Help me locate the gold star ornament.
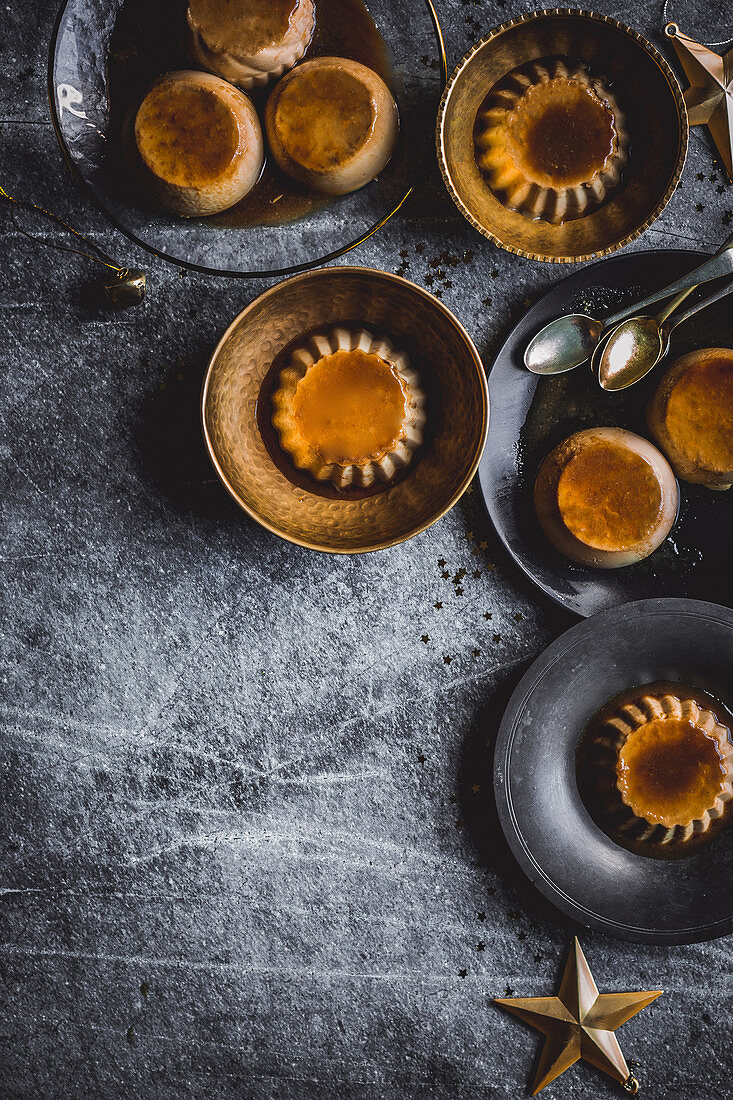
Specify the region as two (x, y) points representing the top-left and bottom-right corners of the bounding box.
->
(665, 23), (733, 180)
(495, 938), (662, 1095)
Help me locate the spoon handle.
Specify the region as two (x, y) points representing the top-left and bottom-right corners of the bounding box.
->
(604, 233), (733, 328)
(661, 276), (733, 337)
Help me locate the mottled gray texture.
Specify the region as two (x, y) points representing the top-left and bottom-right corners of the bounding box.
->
(1, 1), (732, 1098)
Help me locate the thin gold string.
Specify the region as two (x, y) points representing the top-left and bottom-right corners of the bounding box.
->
(0, 185), (128, 275)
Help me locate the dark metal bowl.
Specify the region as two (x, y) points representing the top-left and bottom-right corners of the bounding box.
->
(494, 597), (733, 943)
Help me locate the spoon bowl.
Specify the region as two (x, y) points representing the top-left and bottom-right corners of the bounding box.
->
(524, 313), (603, 375)
(598, 316), (665, 391)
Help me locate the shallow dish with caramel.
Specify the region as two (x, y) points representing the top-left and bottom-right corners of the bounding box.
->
(533, 427), (678, 568)
(271, 328), (425, 488)
(474, 57), (629, 225)
(577, 681), (733, 856)
(647, 347), (733, 490)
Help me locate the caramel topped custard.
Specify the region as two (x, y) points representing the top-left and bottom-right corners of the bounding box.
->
(577, 683), (733, 853)
(272, 329), (425, 488)
(648, 348), (733, 490)
(187, 0), (315, 89)
(131, 70), (264, 216)
(475, 58), (629, 224)
(265, 57), (398, 194)
(533, 428), (678, 568)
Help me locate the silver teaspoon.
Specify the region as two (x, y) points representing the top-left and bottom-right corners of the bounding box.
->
(598, 277), (733, 391)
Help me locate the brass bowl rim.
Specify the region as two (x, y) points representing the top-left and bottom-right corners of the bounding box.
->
(435, 7), (689, 264)
(201, 266), (490, 553)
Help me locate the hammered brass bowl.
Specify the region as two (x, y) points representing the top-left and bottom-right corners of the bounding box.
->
(436, 9), (688, 263)
(202, 267), (488, 552)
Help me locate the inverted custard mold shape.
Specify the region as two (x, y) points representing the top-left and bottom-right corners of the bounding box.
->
(474, 57), (630, 225)
(588, 691), (733, 846)
(271, 328), (426, 489)
(187, 0), (316, 90)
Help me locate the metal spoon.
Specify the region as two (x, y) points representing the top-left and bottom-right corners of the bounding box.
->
(523, 231), (733, 375)
(589, 284), (693, 378)
(598, 277), (733, 391)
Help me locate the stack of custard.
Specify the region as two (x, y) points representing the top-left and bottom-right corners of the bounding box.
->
(126, 0), (399, 215)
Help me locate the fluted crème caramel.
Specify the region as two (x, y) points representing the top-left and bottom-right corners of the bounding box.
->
(272, 329), (425, 488)
(265, 57), (398, 194)
(585, 687), (733, 847)
(475, 58), (629, 224)
(187, 0), (315, 89)
(648, 348), (733, 490)
(131, 70), (264, 216)
(533, 428), (678, 568)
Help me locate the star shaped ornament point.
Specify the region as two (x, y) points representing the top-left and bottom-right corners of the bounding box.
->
(495, 938), (662, 1094)
(666, 23), (733, 180)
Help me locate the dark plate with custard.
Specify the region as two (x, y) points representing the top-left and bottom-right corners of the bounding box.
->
(494, 597), (733, 943)
(49, 0), (445, 276)
(478, 247), (733, 618)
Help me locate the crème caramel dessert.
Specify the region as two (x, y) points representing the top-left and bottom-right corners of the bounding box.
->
(130, 70), (264, 216)
(580, 685), (733, 848)
(647, 348), (733, 490)
(265, 57), (398, 194)
(533, 427), (678, 568)
(475, 58), (629, 224)
(272, 328), (425, 488)
(187, 0), (315, 89)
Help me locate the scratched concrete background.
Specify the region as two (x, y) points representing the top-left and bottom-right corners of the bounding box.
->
(2, 0), (732, 1097)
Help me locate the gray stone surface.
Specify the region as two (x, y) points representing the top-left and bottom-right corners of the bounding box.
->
(1, 1), (732, 1097)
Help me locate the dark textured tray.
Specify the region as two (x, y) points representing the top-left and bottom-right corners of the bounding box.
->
(494, 597), (733, 944)
(478, 248), (733, 618)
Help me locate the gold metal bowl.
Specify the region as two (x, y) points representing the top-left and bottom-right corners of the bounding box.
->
(436, 9), (688, 263)
(201, 267), (488, 552)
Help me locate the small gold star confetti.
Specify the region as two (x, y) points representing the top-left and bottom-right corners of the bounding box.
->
(477, 942), (486, 952)
(477, 912), (486, 921)
(421, 634), (430, 643)
(466, 531), (475, 541)
(496, 939), (661, 1095)
(459, 969), (468, 978)
(473, 570), (482, 579)
(514, 612), (524, 622)
(434, 601), (443, 609)
(456, 587), (464, 596)
(471, 547), (481, 556)
(479, 540), (488, 550)
(437, 558), (446, 567)
(443, 655), (452, 665)
(472, 648), (481, 658)
(493, 633), (501, 643)
(472, 784), (480, 793)
(483, 612), (492, 620)
(417, 754), (426, 764)
(442, 570), (450, 580)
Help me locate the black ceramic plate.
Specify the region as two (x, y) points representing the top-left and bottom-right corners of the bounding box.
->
(48, 0), (445, 277)
(479, 249), (733, 618)
(494, 598), (733, 944)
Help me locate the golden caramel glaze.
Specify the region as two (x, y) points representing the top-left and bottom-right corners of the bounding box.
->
(187, 0), (315, 88)
(510, 78), (616, 187)
(533, 428), (678, 568)
(265, 57), (398, 194)
(474, 58), (629, 224)
(272, 68), (374, 171)
(577, 682), (733, 854)
(135, 82), (240, 187)
(556, 442), (662, 552)
(618, 717), (728, 828)
(130, 71), (264, 216)
(648, 349), (733, 489)
(291, 349), (408, 464)
(188, 0), (298, 54)
(271, 327), (426, 489)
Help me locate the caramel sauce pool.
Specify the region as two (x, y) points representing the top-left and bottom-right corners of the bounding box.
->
(108, 0), (393, 227)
